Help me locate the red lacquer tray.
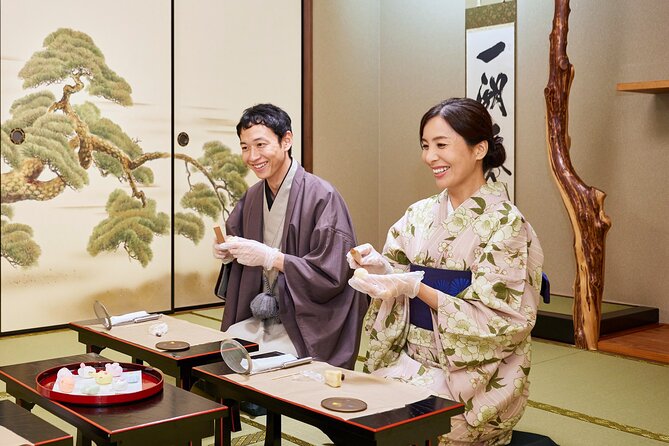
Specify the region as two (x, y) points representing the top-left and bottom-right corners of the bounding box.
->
(36, 361), (163, 406)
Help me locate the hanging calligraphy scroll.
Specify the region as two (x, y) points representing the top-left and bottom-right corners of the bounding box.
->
(466, 1), (516, 200)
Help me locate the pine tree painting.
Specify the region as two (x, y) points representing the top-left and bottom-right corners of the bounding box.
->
(0, 28), (248, 268)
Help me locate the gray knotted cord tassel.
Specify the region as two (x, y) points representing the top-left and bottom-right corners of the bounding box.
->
(250, 273), (280, 326)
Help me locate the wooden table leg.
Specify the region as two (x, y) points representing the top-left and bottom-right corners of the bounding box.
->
(223, 399), (241, 432)
(178, 367), (193, 390)
(76, 429), (92, 446)
(215, 414), (231, 446)
(264, 411), (281, 446)
(86, 345), (104, 354)
(15, 398), (35, 411)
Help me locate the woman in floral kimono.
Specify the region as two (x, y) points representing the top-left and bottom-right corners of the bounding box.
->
(348, 98), (544, 446)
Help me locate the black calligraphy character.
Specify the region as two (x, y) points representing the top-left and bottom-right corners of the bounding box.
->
(475, 41), (508, 117)
(477, 72), (508, 117)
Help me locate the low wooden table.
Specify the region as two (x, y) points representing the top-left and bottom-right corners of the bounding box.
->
(69, 316), (258, 389)
(193, 359), (465, 446)
(0, 399), (73, 446)
(0, 353), (227, 446)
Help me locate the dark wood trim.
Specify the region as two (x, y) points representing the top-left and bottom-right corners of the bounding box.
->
(598, 324), (669, 364)
(533, 305), (659, 345)
(170, 0), (176, 312)
(302, 0), (314, 173)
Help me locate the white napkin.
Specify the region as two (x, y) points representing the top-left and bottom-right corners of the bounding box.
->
(241, 354), (298, 374)
(110, 311), (149, 326)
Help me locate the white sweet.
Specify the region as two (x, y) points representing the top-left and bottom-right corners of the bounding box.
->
(77, 363), (96, 378)
(353, 268), (369, 279)
(56, 367), (73, 380)
(149, 322), (169, 337)
(126, 373), (140, 383)
(324, 369), (344, 388)
(112, 377), (128, 392)
(83, 383), (100, 395)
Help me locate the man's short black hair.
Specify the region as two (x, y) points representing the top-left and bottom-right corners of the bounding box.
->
(236, 103), (293, 157)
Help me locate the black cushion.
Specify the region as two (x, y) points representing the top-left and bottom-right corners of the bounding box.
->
(508, 430), (559, 446)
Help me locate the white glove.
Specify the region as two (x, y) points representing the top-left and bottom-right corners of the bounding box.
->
(346, 243), (393, 275)
(348, 269), (424, 300)
(220, 237), (280, 270)
(212, 237), (234, 264)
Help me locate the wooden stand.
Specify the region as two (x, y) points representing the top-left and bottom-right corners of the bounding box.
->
(544, 0), (611, 350)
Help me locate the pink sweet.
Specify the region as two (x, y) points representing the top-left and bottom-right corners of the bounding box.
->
(59, 375), (75, 393)
(105, 362), (123, 377)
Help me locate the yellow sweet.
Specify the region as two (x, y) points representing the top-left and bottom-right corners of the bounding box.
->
(94, 370), (112, 385)
(324, 369), (344, 388)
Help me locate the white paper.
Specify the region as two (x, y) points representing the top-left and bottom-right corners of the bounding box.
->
(241, 353), (297, 374)
(110, 311), (149, 326)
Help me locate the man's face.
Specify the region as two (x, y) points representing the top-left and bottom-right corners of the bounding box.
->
(239, 125), (292, 184)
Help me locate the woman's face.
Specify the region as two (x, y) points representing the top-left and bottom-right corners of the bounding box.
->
(420, 116), (485, 193)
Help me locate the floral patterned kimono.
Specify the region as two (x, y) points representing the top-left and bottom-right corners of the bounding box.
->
(364, 182), (543, 446)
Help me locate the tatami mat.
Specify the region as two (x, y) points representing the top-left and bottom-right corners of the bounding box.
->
(529, 345), (669, 435)
(516, 406), (666, 446)
(539, 295), (632, 315)
(1, 310), (668, 445)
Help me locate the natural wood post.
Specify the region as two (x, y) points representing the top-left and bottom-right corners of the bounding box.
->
(544, 0), (612, 349)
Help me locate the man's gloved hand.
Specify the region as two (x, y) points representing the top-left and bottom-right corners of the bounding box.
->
(348, 269), (424, 300)
(220, 237), (280, 270)
(346, 243), (393, 275)
(212, 237), (235, 264)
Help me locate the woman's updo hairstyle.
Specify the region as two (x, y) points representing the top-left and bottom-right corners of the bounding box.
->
(419, 97), (506, 173)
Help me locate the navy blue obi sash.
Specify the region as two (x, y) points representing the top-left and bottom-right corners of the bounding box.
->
(409, 264), (471, 331)
(408, 264), (551, 331)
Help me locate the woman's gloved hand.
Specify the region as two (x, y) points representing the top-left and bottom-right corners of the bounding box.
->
(346, 243), (393, 275)
(349, 269), (424, 300)
(220, 237), (280, 270)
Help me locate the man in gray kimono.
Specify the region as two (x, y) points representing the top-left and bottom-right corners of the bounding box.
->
(214, 103), (366, 369)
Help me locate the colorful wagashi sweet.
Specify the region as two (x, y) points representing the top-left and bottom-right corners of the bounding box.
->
(105, 362), (123, 377)
(58, 375), (76, 393)
(353, 267), (369, 279)
(126, 373), (140, 383)
(94, 370), (112, 385)
(56, 367), (72, 380)
(111, 377), (128, 392)
(83, 383), (100, 395)
(324, 369), (345, 388)
(78, 363), (96, 378)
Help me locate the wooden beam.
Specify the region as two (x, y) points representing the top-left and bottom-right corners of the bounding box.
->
(302, 0), (313, 173)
